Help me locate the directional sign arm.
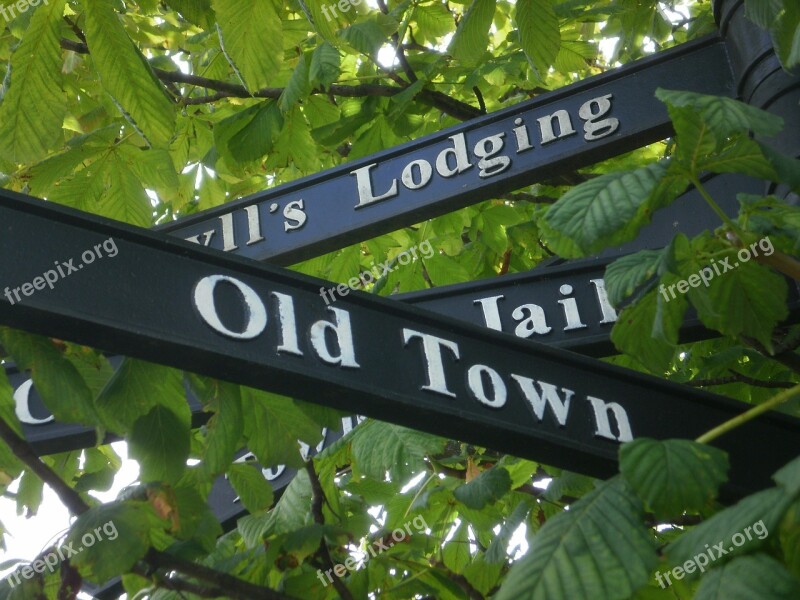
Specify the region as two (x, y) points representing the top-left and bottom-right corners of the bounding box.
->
(158, 36), (734, 265)
(1, 190), (797, 498)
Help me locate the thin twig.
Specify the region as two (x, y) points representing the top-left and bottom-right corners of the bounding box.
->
(685, 370), (796, 389)
(473, 86), (486, 114)
(305, 460), (354, 600)
(376, 0), (418, 83)
(0, 417), (89, 515)
(743, 335), (800, 376)
(696, 383), (800, 444)
(146, 550), (296, 600)
(60, 37), (480, 121)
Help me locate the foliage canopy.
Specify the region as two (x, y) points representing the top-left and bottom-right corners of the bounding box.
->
(0, 0), (799, 599)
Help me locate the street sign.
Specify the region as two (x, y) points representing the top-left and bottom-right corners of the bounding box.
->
(1, 190), (797, 499)
(162, 36), (734, 266)
(8, 172), (793, 456)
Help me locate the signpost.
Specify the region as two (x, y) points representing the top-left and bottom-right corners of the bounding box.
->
(1, 191), (798, 500)
(10, 170), (792, 456)
(162, 36), (734, 265)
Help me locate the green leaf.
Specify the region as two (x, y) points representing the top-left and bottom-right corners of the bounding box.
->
(516, 0), (561, 76)
(339, 14), (398, 55)
(668, 104), (719, 171)
(239, 469), (313, 543)
(229, 101), (284, 164)
(665, 486), (794, 573)
(774, 455), (800, 496)
(699, 137), (779, 180)
(65, 502), (152, 582)
(696, 259), (788, 349)
(780, 500), (800, 580)
(15, 470), (43, 516)
(309, 41), (341, 88)
(102, 155), (154, 226)
(227, 463), (274, 513)
(0, 330), (97, 425)
(604, 248), (666, 308)
(83, 0), (176, 146)
(0, 0), (67, 164)
(129, 405), (190, 484)
(214, 102), (282, 168)
(655, 88), (784, 139)
(423, 253), (471, 286)
(95, 359), (186, 433)
(454, 467), (512, 509)
(486, 500), (533, 563)
(116, 146), (179, 196)
(448, 0), (496, 65)
(620, 439), (729, 519)
(294, 399), (348, 431)
(744, 0), (784, 29)
(759, 142), (800, 191)
(350, 420), (447, 480)
(695, 554), (800, 599)
(0, 369), (22, 439)
(242, 389), (323, 468)
(610, 283), (687, 373)
(773, 1), (800, 69)
(266, 107), (317, 172)
(166, 0), (216, 29)
(463, 554), (504, 595)
(443, 522), (472, 573)
(543, 162), (669, 257)
(278, 52), (312, 113)
(415, 1), (453, 40)
(196, 380), (244, 476)
(171, 484), (222, 550)
(213, 0), (283, 91)
(495, 478), (657, 600)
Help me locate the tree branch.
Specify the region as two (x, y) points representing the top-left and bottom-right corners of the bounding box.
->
(60, 37), (480, 121)
(305, 460), (354, 600)
(0, 416), (89, 515)
(376, 0), (418, 83)
(743, 335), (800, 376)
(145, 550), (297, 600)
(686, 369), (796, 389)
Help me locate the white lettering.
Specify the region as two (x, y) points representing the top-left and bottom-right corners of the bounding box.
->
(467, 364), (506, 408)
(511, 375), (573, 426)
(14, 380), (54, 425)
(310, 308), (360, 368)
(403, 329), (460, 398)
(193, 275), (267, 340)
(587, 396), (633, 441)
(351, 163), (399, 208)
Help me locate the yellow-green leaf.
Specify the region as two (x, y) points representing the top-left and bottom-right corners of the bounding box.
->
(213, 0), (283, 91)
(83, 0), (176, 147)
(0, 0), (67, 164)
